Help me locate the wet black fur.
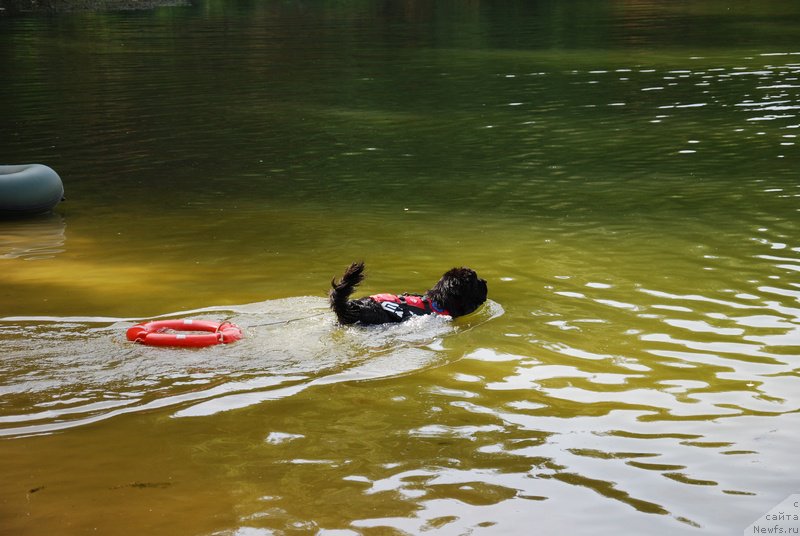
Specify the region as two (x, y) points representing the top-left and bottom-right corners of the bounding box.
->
(329, 261), (488, 325)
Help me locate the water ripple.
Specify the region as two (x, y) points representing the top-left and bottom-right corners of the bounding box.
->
(0, 299), (503, 437)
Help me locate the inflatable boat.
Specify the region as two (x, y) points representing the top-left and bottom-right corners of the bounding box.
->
(0, 164), (64, 216)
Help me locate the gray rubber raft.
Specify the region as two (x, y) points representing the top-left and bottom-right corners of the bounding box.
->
(0, 164), (64, 216)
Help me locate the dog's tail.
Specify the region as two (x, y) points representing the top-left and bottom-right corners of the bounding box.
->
(329, 261), (365, 324)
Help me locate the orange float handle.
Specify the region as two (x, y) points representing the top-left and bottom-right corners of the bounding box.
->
(126, 319), (243, 347)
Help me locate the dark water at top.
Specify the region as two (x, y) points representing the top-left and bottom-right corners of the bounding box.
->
(1, 2), (799, 535)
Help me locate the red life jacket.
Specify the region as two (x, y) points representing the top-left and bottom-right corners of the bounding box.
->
(370, 293), (450, 320)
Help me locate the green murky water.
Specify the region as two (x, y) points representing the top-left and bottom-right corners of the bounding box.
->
(1, 1), (799, 534)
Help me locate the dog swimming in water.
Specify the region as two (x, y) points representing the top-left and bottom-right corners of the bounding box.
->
(329, 261), (488, 325)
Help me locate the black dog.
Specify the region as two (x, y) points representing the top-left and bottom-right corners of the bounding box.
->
(329, 261), (488, 325)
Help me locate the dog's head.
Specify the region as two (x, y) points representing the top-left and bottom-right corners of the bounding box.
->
(427, 267), (488, 318)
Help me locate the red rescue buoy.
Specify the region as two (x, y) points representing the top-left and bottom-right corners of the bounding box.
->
(126, 319), (243, 348)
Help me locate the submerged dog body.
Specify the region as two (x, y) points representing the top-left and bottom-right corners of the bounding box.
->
(329, 261), (488, 325)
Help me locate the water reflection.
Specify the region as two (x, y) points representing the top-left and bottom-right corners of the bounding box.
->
(0, 214), (66, 260)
